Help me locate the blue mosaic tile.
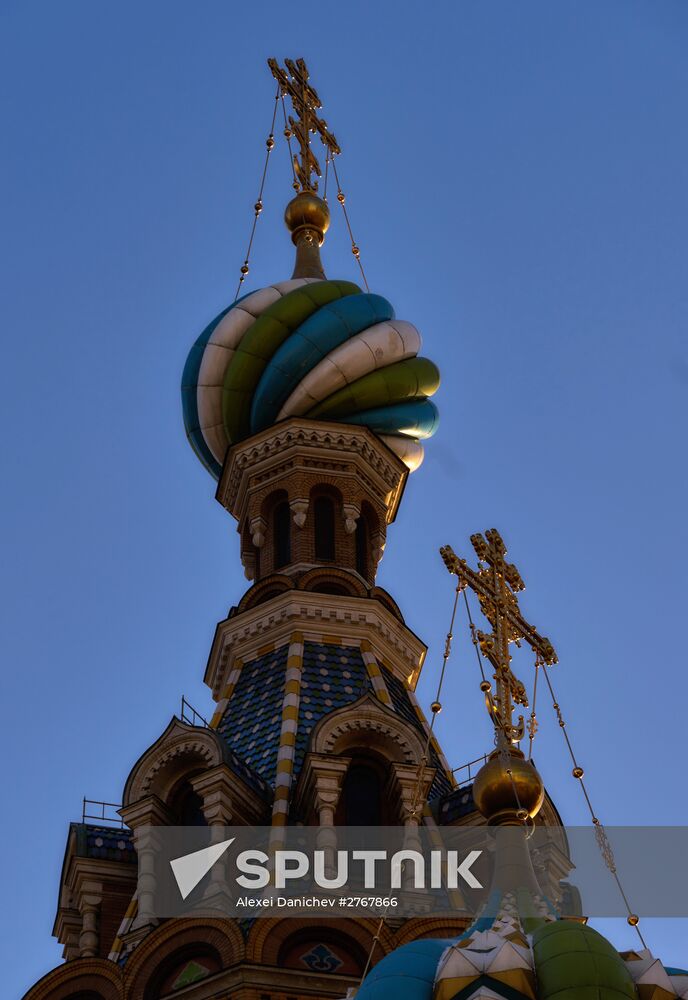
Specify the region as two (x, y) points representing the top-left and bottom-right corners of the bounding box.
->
(216, 645), (287, 787)
(75, 823), (136, 863)
(436, 783), (476, 824)
(380, 666), (454, 799)
(294, 642), (372, 779)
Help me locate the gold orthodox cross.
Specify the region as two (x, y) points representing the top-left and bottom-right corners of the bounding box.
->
(440, 529), (557, 746)
(268, 57), (341, 193)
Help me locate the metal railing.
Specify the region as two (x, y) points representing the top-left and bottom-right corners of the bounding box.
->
(82, 798), (125, 827)
(451, 753), (489, 787)
(180, 695), (210, 729)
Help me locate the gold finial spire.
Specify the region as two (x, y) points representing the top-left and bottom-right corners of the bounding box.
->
(441, 530), (557, 748)
(268, 57), (341, 193)
(441, 530), (557, 826)
(268, 57), (340, 279)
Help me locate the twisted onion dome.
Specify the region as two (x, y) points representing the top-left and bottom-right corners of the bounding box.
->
(182, 277), (440, 479)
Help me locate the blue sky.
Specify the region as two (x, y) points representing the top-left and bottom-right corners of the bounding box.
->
(2, 1), (688, 995)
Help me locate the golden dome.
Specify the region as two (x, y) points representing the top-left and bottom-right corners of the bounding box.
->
(472, 749), (544, 824)
(284, 191), (331, 245)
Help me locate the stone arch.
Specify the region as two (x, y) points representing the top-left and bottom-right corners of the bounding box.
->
(245, 915), (394, 966)
(124, 918), (244, 1000)
(393, 916), (472, 947)
(122, 718), (226, 809)
(22, 958), (123, 1000)
(297, 566), (367, 597)
(237, 573), (295, 611)
(310, 693), (426, 764)
(260, 487), (291, 573)
(355, 499), (381, 581)
(370, 585), (405, 622)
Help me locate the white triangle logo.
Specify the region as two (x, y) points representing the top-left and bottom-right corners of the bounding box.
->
(170, 837), (235, 900)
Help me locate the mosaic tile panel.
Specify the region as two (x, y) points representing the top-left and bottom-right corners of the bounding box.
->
(216, 645), (288, 787)
(381, 665), (454, 798)
(78, 823), (136, 863)
(294, 642), (372, 780)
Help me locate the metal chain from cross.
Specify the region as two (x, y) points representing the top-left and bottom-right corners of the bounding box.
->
(440, 529), (557, 747)
(268, 57), (341, 193)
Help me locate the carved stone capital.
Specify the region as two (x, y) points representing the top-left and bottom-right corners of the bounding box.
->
(249, 515), (267, 548)
(292, 753), (351, 822)
(289, 497), (309, 528)
(388, 762), (436, 823)
(190, 764), (236, 825)
(118, 794), (173, 830)
(342, 503), (360, 534)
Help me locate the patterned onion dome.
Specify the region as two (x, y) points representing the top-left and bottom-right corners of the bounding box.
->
(357, 890), (688, 1000)
(181, 277), (440, 478)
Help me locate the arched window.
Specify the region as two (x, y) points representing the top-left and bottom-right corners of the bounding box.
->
(169, 781), (207, 827)
(355, 515), (368, 578)
(342, 762), (383, 826)
(273, 500), (291, 569)
(144, 945), (222, 998)
(278, 930), (365, 976)
(314, 496), (335, 561)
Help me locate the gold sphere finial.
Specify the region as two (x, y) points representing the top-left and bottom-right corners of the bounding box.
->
(284, 191), (331, 246)
(472, 748), (545, 825)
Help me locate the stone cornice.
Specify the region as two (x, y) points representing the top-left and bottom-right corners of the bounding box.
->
(216, 417), (408, 525)
(204, 590), (427, 699)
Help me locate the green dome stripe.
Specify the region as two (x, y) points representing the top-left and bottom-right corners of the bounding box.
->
(222, 280), (360, 443)
(532, 921), (636, 1000)
(306, 357), (440, 421)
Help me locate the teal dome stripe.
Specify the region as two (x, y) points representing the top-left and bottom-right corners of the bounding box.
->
(181, 302), (235, 478)
(340, 398), (439, 439)
(356, 938), (452, 1000)
(249, 292), (393, 433)
(222, 280), (360, 444)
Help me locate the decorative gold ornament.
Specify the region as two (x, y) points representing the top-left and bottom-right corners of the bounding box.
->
(284, 190), (331, 246)
(440, 529), (557, 747)
(472, 748), (545, 823)
(268, 57), (340, 194)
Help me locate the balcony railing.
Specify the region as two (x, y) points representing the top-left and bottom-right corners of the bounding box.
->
(451, 753), (489, 787)
(81, 798), (125, 827)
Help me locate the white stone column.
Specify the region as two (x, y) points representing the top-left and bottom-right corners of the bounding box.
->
(119, 795), (171, 930)
(78, 890), (101, 958)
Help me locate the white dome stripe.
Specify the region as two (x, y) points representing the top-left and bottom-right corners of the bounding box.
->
(379, 434), (425, 471)
(276, 319), (421, 420)
(195, 279), (321, 459)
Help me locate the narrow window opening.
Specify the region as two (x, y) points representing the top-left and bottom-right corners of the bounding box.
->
(355, 516), (368, 578)
(314, 496), (335, 561)
(273, 501), (291, 569)
(343, 763), (383, 826)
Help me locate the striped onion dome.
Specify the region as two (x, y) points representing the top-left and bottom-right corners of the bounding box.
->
(181, 277), (440, 478)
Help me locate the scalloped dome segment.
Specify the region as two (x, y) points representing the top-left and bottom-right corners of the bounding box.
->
(182, 279), (440, 478)
(532, 921), (637, 1000)
(357, 938), (452, 1000)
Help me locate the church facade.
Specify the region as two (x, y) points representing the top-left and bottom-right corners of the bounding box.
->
(24, 58), (687, 1000)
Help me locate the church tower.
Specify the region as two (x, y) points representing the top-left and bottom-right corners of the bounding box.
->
(28, 58), (684, 1000)
(26, 57), (472, 1000)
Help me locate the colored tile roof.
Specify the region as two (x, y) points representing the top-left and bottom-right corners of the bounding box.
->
(436, 783), (476, 824)
(74, 823), (136, 863)
(216, 645), (288, 787)
(380, 666), (453, 799)
(294, 642), (373, 780)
